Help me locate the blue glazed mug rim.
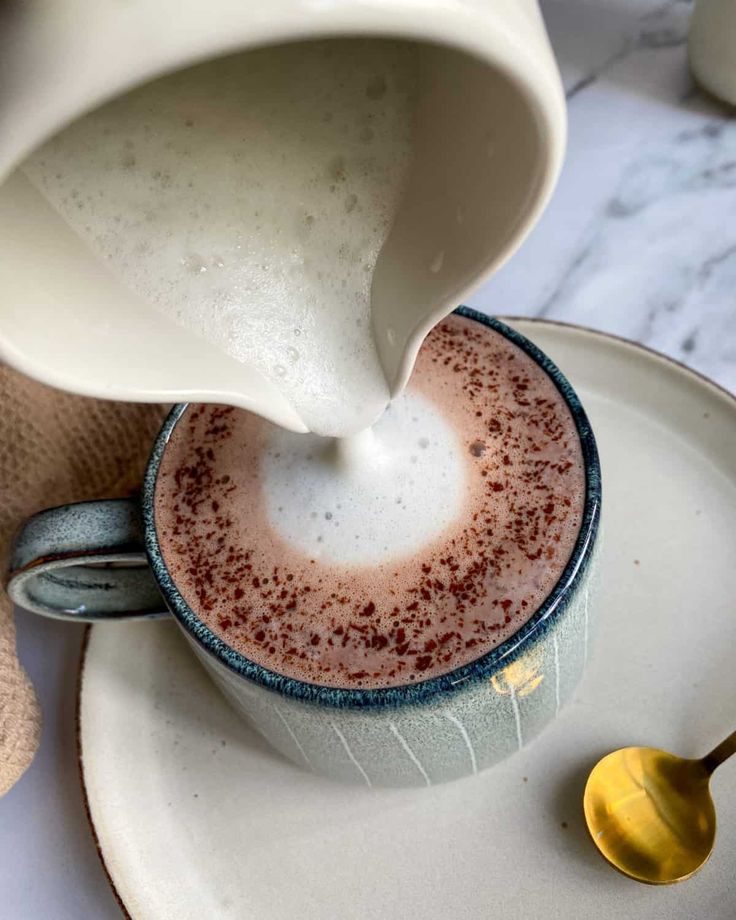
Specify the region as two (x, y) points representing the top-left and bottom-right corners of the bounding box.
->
(142, 308), (601, 710)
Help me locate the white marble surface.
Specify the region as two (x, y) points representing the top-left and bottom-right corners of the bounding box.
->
(2, 2), (735, 917)
(469, 0), (736, 394)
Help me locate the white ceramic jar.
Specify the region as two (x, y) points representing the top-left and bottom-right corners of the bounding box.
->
(689, 0), (736, 105)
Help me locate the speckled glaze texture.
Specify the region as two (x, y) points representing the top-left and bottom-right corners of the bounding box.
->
(143, 310), (602, 786)
(189, 553), (598, 786)
(8, 310), (600, 785)
(7, 499), (167, 621)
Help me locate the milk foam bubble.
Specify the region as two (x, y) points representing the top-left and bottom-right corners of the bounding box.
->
(263, 390), (464, 566)
(22, 40), (419, 436)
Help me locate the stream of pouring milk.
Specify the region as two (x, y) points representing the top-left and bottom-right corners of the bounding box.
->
(24, 39), (466, 561)
(23, 40), (419, 437)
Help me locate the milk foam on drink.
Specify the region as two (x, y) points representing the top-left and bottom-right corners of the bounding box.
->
(23, 40), (419, 437)
(263, 388), (464, 566)
(155, 317), (587, 689)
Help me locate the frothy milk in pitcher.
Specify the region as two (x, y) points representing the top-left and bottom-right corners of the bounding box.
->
(23, 40), (419, 437)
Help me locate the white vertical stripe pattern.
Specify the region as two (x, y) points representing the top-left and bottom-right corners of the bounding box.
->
(389, 722), (431, 786)
(275, 708), (312, 768)
(331, 722), (372, 787)
(444, 712), (478, 775)
(552, 634), (561, 716)
(509, 685), (523, 750)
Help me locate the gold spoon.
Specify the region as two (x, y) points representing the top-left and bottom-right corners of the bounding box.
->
(583, 730), (736, 884)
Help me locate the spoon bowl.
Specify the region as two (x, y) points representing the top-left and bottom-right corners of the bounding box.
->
(584, 747), (716, 884)
(584, 730), (736, 885)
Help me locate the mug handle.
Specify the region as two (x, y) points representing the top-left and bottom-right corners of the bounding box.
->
(6, 498), (169, 621)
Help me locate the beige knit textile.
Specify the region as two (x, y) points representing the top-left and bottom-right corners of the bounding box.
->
(0, 364), (166, 795)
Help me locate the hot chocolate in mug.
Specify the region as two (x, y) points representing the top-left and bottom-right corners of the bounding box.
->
(8, 311), (601, 787)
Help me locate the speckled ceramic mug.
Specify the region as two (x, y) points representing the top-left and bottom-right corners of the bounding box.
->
(7, 312), (601, 787)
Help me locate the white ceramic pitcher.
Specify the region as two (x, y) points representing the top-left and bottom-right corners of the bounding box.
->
(0, 0), (566, 431)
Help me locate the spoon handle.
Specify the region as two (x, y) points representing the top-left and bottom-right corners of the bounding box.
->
(702, 730), (736, 773)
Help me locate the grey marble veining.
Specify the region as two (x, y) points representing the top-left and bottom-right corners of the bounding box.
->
(469, 0), (736, 393)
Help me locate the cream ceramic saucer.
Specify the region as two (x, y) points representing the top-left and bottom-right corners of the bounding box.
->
(78, 320), (736, 920)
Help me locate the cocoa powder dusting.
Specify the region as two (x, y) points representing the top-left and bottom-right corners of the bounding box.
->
(155, 316), (585, 689)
